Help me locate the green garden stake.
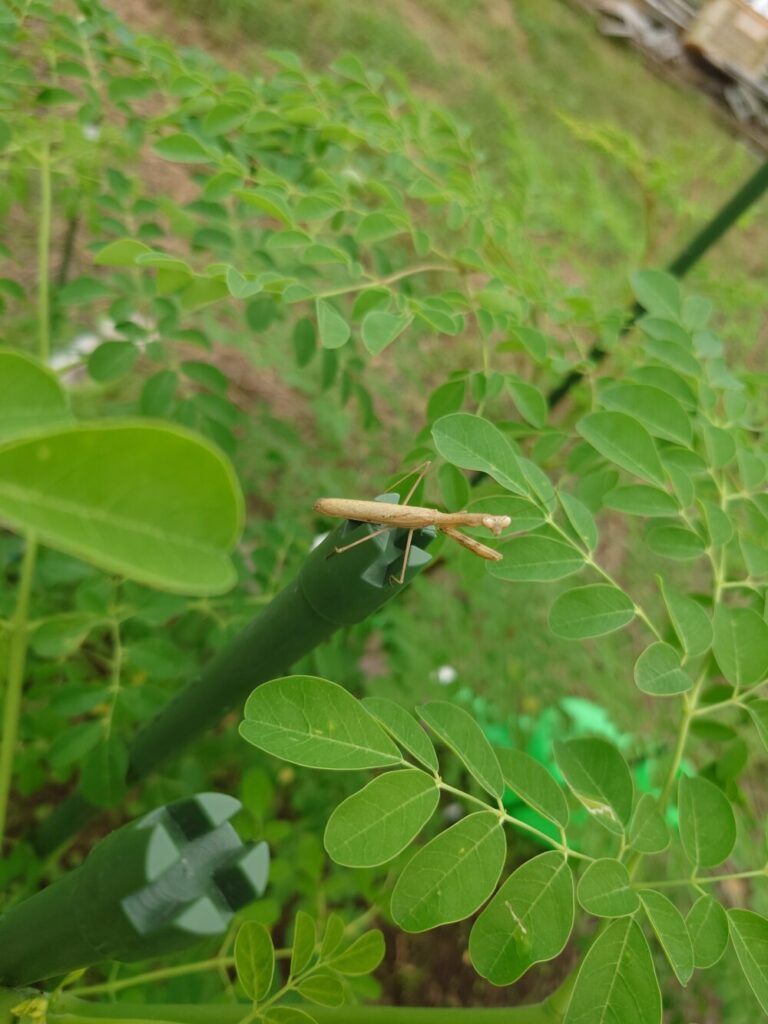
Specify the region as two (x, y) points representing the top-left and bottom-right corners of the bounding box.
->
(0, 793), (269, 986)
(34, 499), (435, 855)
(547, 159), (768, 408)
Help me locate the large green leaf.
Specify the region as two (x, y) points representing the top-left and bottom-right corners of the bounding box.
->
(324, 769), (439, 867)
(490, 533), (584, 582)
(577, 411), (665, 486)
(0, 349), (72, 442)
(565, 918), (661, 1024)
(497, 748), (569, 828)
(640, 889), (694, 985)
(469, 852), (574, 985)
(419, 701), (504, 800)
(431, 413), (528, 496)
(0, 422), (242, 594)
(361, 697), (439, 772)
(554, 738), (633, 835)
(240, 676), (401, 770)
(712, 605), (768, 688)
(577, 858), (638, 917)
(678, 775), (736, 868)
(687, 895), (728, 969)
(549, 584), (635, 640)
(390, 811), (506, 932)
(728, 909), (768, 1013)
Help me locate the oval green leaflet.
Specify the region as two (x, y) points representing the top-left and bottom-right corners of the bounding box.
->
(640, 889), (694, 985)
(634, 642), (692, 697)
(235, 922), (274, 1002)
(659, 579), (712, 657)
(324, 769), (439, 867)
(678, 775), (736, 868)
(327, 929), (386, 975)
(296, 971), (344, 1007)
(469, 852), (574, 985)
(565, 918), (661, 1024)
(431, 413), (528, 497)
(390, 811), (506, 932)
(687, 894), (728, 969)
(577, 858), (638, 918)
(496, 748), (569, 829)
(360, 696), (439, 772)
(240, 676), (401, 771)
(728, 909), (768, 1013)
(490, 533), (584, 583)
(289, 911), (316, 978)
(628, 793), (669, 854)
(554, 738), (633, 835)
(419, 701), (504, 800)
(712, 605), (768, 688)
(549, 584), (635, 640)
(577, 411), (665, 486)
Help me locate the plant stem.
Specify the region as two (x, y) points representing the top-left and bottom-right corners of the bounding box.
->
(634, 867), (767, 889)
(314, 263), (452, 299)
(37, 142), (52, 363)
(70, 958), (235, 997)
(0, 534), (38, 849)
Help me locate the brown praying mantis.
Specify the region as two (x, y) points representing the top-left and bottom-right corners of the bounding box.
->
(314, 461), (512, 585)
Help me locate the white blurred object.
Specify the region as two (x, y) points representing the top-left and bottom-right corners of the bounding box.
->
(436, 664), (458, 686)
(310, 532), (329, 551)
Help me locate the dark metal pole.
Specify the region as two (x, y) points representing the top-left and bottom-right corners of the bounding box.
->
(33, 507), (433, 855)
(546, 159), (768, 409)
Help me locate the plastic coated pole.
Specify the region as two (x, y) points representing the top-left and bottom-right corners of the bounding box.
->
(546, 159), (768, 408)
(33, 502), (434, 855)
(0, 793), (269, 986)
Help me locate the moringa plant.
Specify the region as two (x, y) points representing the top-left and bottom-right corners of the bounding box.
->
(240, 270), (768, 1023)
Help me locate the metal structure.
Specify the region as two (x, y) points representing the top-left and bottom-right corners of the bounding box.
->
(0, 793), (269, 986)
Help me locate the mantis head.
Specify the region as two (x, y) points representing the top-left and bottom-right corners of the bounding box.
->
(481, 515), (512, 536)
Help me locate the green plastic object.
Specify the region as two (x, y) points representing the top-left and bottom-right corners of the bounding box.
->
(34, 500), (434, 854)
(0, 793), (269, 986)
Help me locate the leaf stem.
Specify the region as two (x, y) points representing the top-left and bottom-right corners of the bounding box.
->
(0, 534), (38, 849)
(634, 867), (767, 889)
(313, 263), (452, 300)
